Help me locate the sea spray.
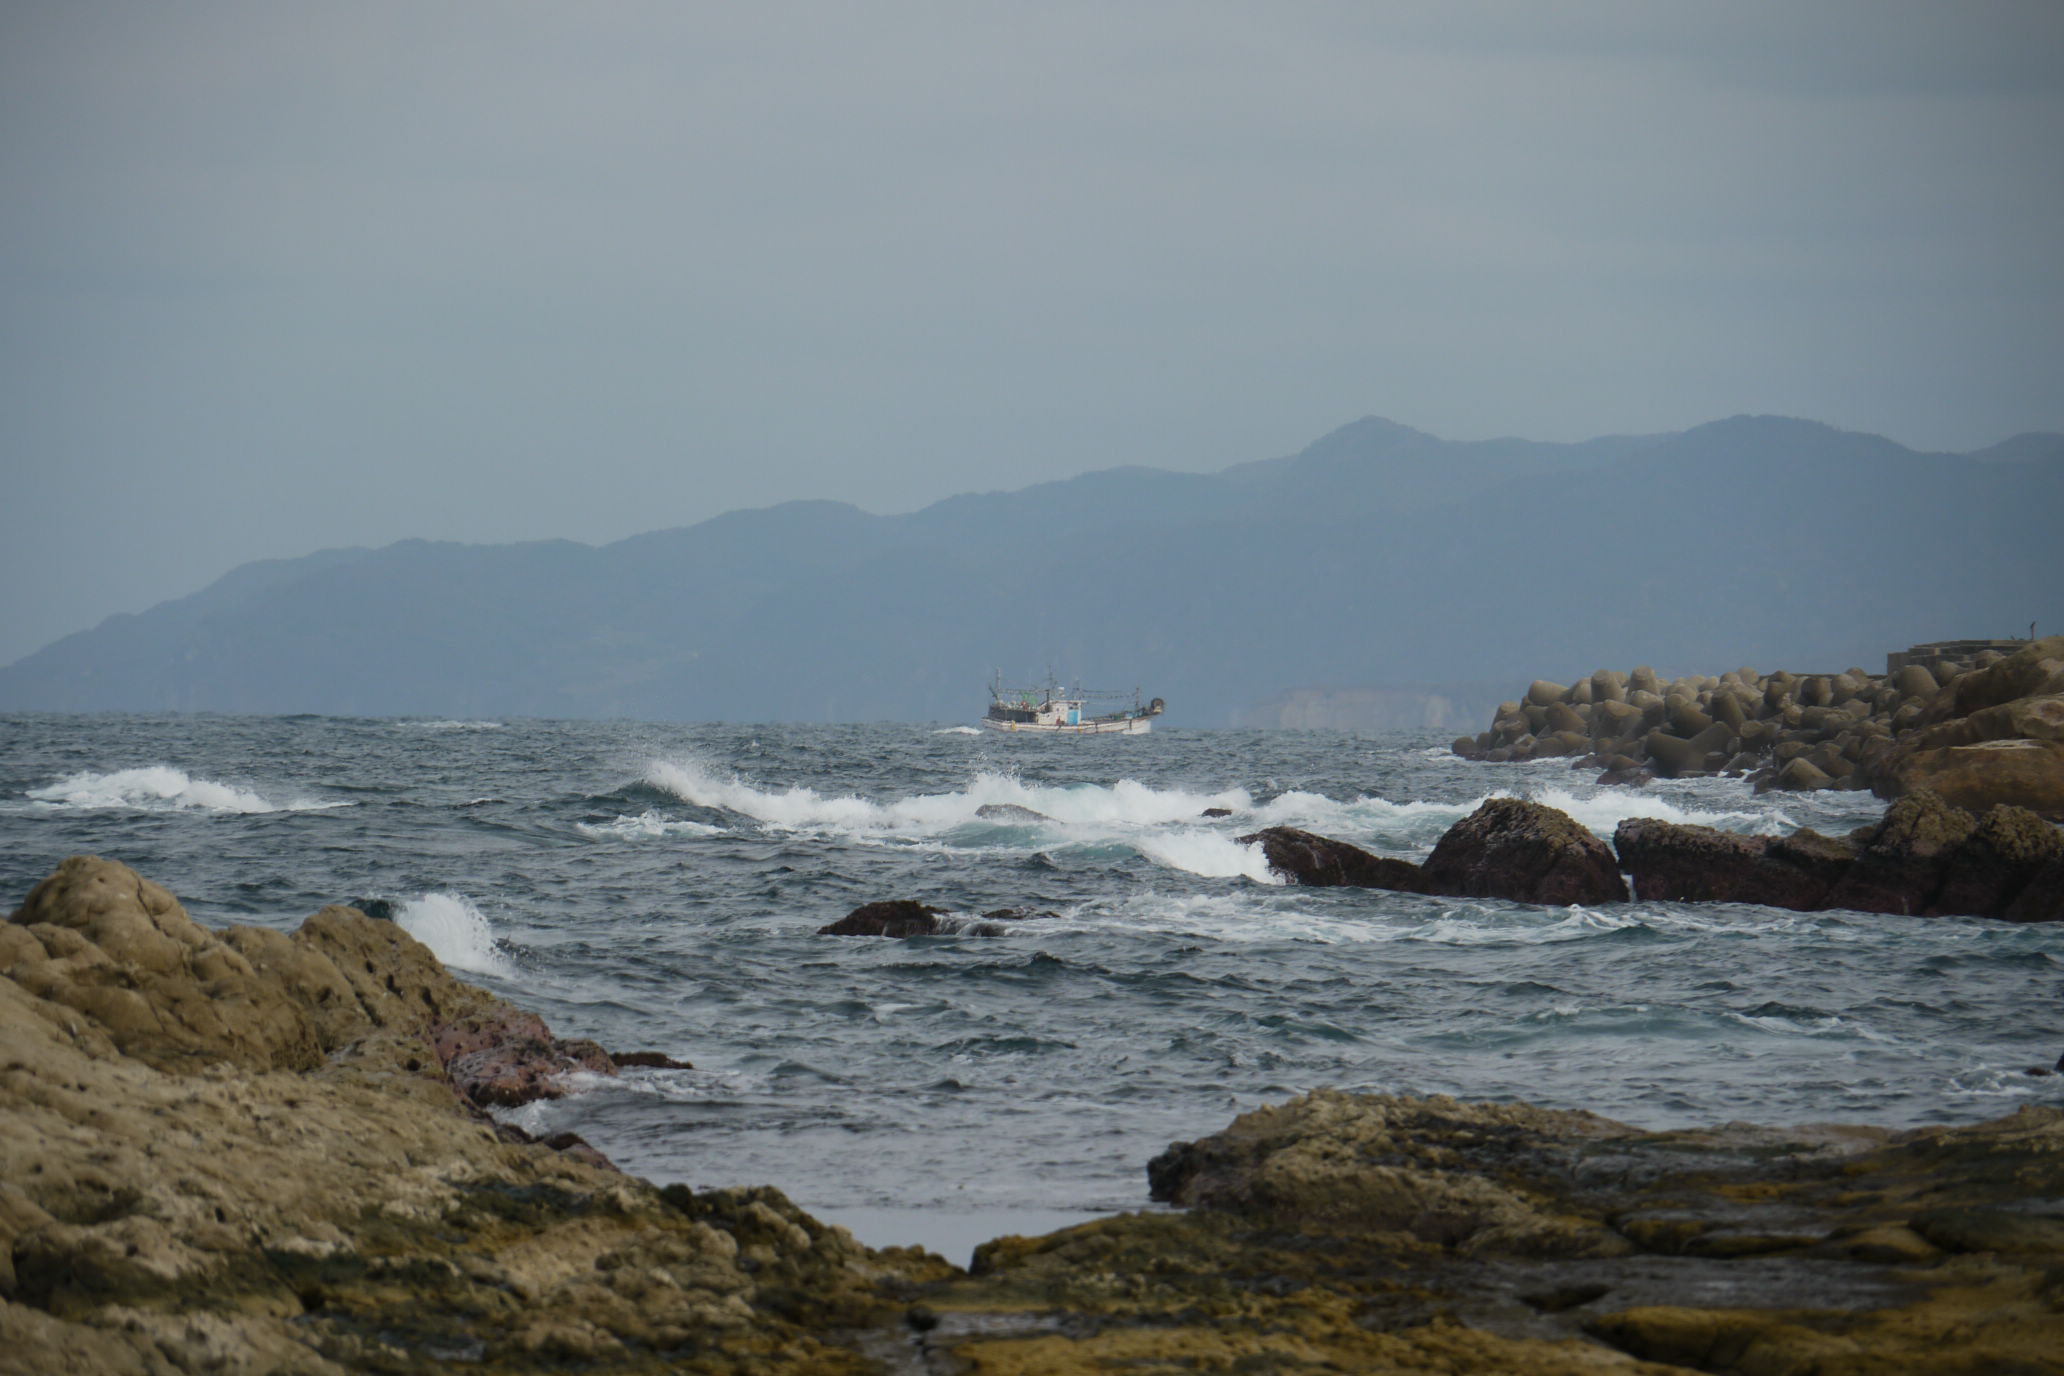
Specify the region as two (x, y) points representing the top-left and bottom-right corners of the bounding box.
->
(25, 765), (325, 814)
(396, 893), (513, 977)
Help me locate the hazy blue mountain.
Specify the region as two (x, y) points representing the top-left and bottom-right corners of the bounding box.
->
(4, 416), (2059, 725)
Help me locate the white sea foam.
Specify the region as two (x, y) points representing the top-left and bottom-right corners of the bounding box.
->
(396, 893), (513, 977)
(577, 810), (723, 841)
(932, 726), (982, 736)
(1284, 784), (1780, 847)
(1513, 785), (1769, 837)
(1129, 831), (1284, 884)
(402, 719), (505, 731)
(644, 758), (1246, 839)
(25, 766), (338, 814)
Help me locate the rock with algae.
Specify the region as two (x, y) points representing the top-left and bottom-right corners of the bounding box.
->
(891, 1090), (2064, 1373)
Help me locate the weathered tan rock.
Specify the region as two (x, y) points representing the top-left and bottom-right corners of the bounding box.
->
(1880, 738), (2064, 819)
(1, 858), (944, 1373)
(1770, 756), (1833, 791)
(954, 1090), (2064, 1376)
(1921, 636), (2064, 724)
(1147, 1091), (1631, 1256)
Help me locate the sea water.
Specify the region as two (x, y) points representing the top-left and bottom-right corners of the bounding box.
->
(5, 714), (2060, 1260)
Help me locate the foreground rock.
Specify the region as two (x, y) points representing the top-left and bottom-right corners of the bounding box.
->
(1618, 790), (2064, 919)
(1456, 637), (2064, 817)
(893, 1091), (2064, 1372)
(1, 857), (946, 1374)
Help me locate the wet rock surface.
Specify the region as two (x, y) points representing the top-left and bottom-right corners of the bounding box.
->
(1422, 798), (1629, 905)
(1617, 791), (2063, 919)
(906, 1091), (2064, 1373)
(1250, 792), (2060, 919)
(817, 900), (1056, 937)
(1237, 825), (1435, 892)
(818, 899), (954, 937)
(1244, 801), (1628, 905)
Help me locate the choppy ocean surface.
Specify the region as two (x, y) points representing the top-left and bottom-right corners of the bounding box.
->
(6, 715), (2061, 1259)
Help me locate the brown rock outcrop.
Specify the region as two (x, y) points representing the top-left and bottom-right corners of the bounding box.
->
(906, 1089), (2064, 1374)
(1822, 789), (1977, 915)
(7, 857), (618, 1111)
(1614, 818), (1858, 909)
(1238, 826), (1434, 892)
(1874, 737), (2064, 818)
(1615, 793), (2063, 920)
(0, 857), (945, 1374)
(1422, 798), (1629, 905)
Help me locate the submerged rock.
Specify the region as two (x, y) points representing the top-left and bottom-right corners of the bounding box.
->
(817, 898), (952, 936)
(816, 899), (1054, 937)
(974, 802), (1051, 824)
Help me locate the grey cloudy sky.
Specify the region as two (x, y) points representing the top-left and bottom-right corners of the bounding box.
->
(4, 1), (2061, 665)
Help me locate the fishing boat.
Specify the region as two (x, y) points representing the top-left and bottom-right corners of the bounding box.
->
(981, 675), (1165, 734)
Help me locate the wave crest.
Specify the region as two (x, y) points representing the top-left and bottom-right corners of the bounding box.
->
(26, 766), (337, 814)
(396, 892), (513, 977)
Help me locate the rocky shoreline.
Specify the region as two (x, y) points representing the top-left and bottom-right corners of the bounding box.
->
(1224, 788), (2061, 921)
(8, 856), (2064, 1373)
(1451, 635), (2064, 818)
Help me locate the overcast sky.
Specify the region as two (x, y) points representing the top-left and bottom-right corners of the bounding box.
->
(4, 2), (2061, 665)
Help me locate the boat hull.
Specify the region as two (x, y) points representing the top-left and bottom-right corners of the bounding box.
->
(979, 715), (1153, 735)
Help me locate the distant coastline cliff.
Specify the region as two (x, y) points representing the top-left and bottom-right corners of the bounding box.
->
(3, 416), (2058, 724)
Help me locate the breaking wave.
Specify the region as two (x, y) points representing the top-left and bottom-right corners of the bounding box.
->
(25, 766), (340, 815)
(644, 759), (1246, 836)
(396, 892), (513, 977)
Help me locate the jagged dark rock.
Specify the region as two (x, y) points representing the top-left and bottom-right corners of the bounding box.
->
(1422, 799), (1628, 905)
(611, 1049), (695, 1070)
(1614, 818), (1859, 909)
(1822, 789), (1979, 915)
(816, 898), (952, 936)
(1238, 826), (1433, 892)
(1617, 793), (2063, 920)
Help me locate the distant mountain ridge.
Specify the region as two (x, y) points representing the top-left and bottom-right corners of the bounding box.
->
(4, 416), (2059, 725)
